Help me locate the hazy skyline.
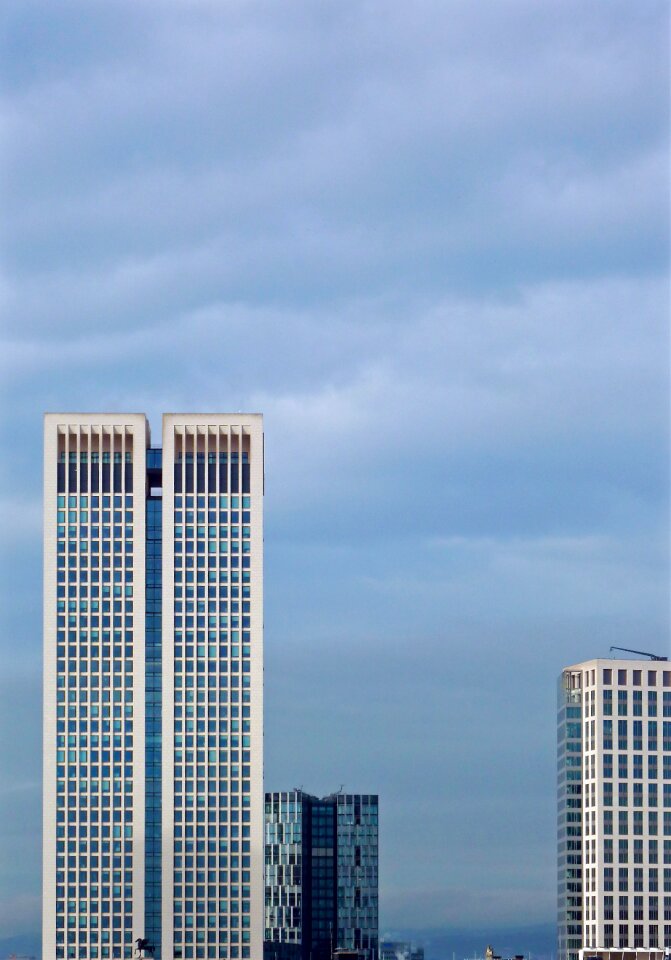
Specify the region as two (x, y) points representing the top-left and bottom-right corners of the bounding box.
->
(0, 1), (669, 954)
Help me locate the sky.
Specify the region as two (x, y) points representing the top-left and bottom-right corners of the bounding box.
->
(0, 0), (669, 954)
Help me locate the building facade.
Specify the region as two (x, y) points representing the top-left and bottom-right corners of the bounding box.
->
(43, 413), (264, 960)
(557, 657), (671, 960)
(265, 791), (379, 960)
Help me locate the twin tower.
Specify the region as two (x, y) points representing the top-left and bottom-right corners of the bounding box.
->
(43, 413), (264, 960)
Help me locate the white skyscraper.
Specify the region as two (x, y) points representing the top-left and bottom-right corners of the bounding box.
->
(43, 413), (264, 960)
(557, 656), (671, 960)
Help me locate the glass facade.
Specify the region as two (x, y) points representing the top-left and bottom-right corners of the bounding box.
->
(336, 794), (378, 958)
(557, 670), (583, 960)
(310, 799), (336, 955)
(265, 791), (378, 960)
(44, 415), (264, 960)
(49, 425), (140, 959)
(145, 450), (163, 955)
(169, 429), (255, 960)
(265, 794), (302, 958)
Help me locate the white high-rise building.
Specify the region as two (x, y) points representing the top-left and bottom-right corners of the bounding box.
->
(43, 413), (264, 960)
(557, 657), (671, 960)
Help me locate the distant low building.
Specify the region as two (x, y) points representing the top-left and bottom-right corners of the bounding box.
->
(380, 941), (424, 960)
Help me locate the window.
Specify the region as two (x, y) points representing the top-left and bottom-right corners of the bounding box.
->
(618, 719), (628, 749)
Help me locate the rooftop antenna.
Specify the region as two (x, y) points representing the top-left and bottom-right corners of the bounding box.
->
(610, 645), (668, 661)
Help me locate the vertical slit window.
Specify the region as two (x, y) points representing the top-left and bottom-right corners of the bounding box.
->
(208, 453), (217, 492)
(102, 452), (111, 493)
(219, 453), (228, 493)
(68, 452), (77, 492)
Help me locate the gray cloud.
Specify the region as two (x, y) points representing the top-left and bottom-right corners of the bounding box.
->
(2, 2), (667, 331)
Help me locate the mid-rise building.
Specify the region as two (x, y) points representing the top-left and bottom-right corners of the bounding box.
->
(264, 791), (379, 960)
(557, 657), (671, 960)
(43, 413), (264, 960)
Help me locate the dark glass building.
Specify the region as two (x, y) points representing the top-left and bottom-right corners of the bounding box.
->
(265, 791), (379, 960)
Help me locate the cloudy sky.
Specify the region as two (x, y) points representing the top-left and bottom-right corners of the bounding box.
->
(0, 0), (669, 952)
